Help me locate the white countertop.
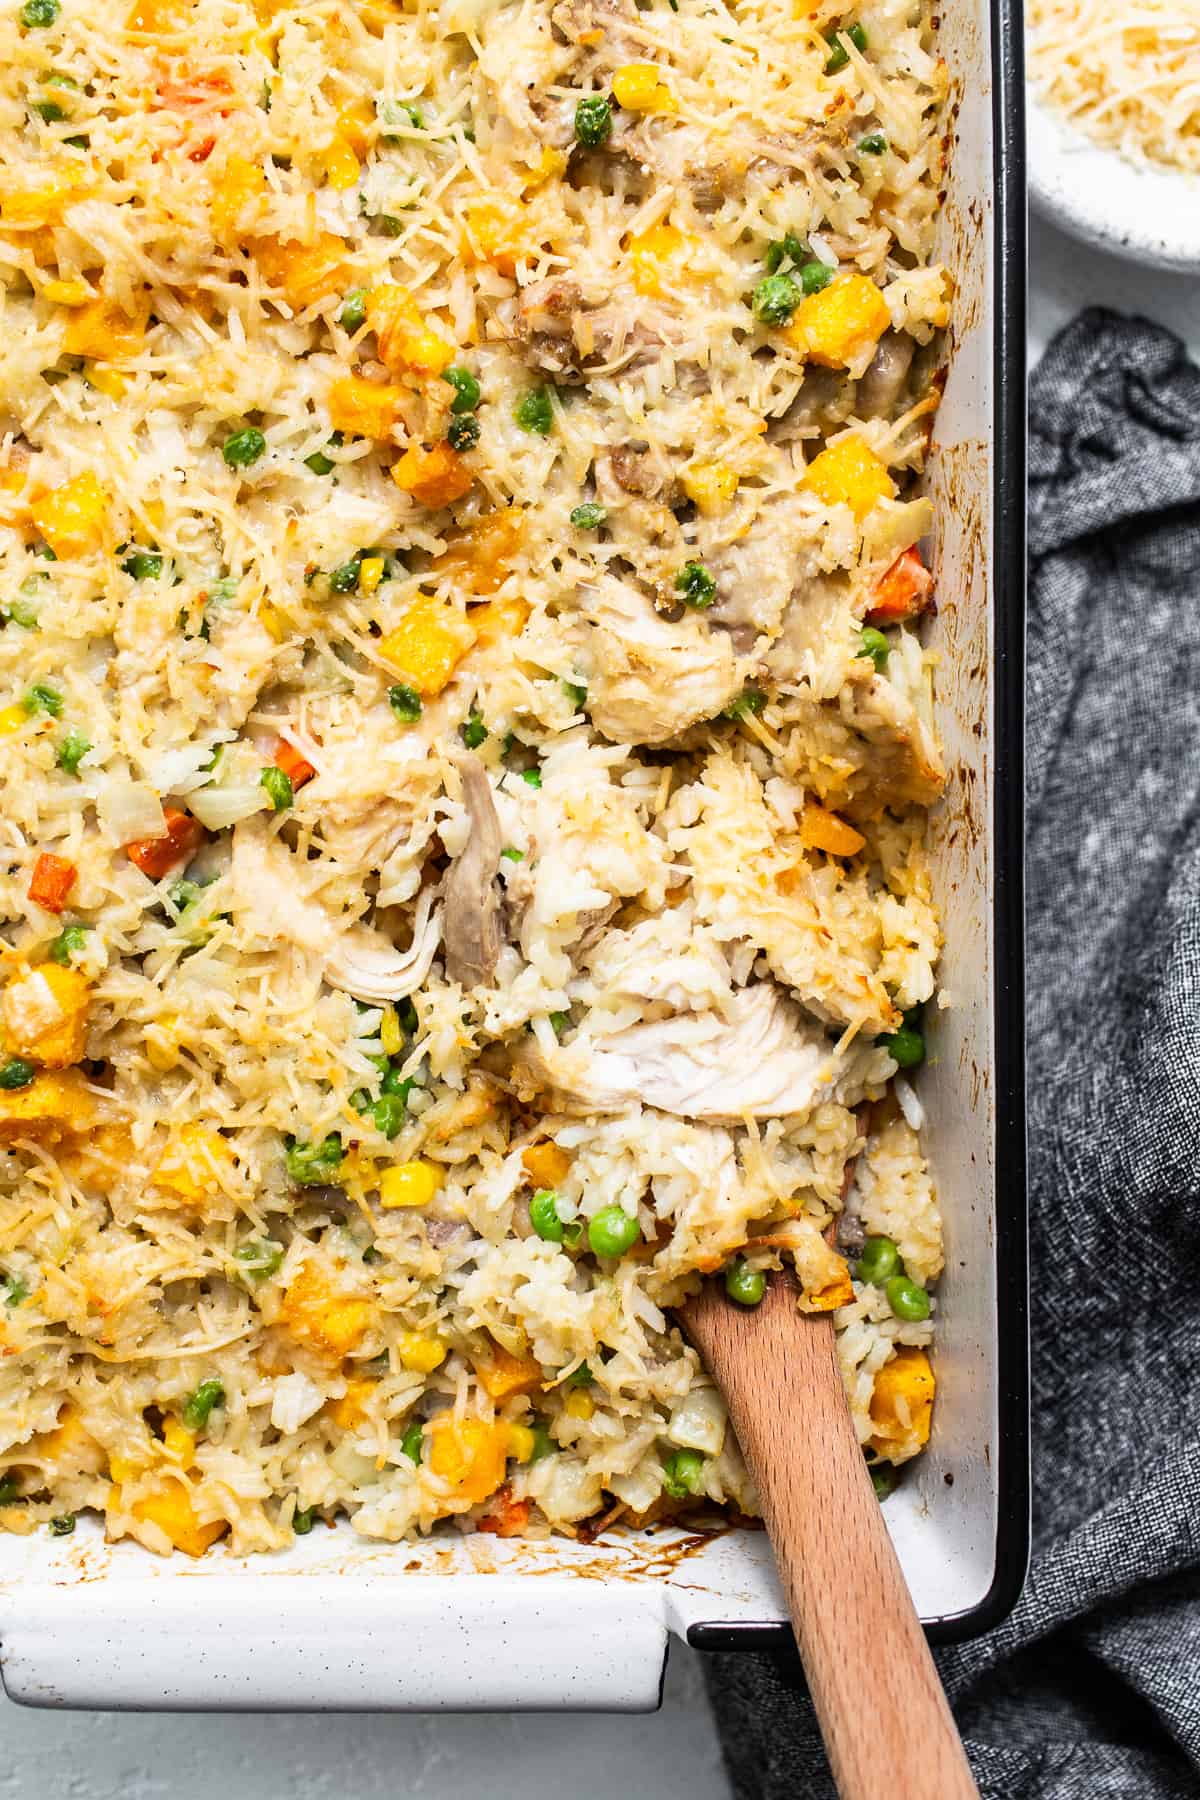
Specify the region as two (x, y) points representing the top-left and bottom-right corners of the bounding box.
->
(4, 212), (1197, 1800)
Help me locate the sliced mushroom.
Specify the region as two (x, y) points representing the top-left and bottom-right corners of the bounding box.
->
(443, 759), (505, 990)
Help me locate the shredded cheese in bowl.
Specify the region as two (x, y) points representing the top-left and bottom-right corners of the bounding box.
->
(1027, 0), (1200, 174)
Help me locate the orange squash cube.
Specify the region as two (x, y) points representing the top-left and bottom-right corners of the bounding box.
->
(128, 1485), (226, 1557)
(29, 472), (108, 557)
(426, 1414), (509, 1506)
(391, 442), (473, 509)
(255, 233), (350, 310)
(802, 436), (896, 520)
(476, 1343), (542, 1401)
(377, 593), (477, 696)
(788, 272), (891, 369)
(328, 375), (402, 440)
(868, 1347), (935, 1458)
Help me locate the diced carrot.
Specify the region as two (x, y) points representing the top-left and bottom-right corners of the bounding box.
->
(477, 1483), (531, 1538)
(27, 853), (77, 914)
(274, 738), (315, 788)
(799, 805), (866, 858)
(866, 548), (934, 626)
(124, 806), (204, 880)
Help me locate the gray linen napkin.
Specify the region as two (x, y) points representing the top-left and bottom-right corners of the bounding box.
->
(704, 309), (1200, 1799)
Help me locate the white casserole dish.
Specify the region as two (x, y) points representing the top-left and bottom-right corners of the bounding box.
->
(0, 0), (1029, 1711)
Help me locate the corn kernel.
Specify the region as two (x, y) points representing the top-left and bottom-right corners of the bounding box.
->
(211, 155), (268, 240)
(107, 1454), (140, 1485)
(328, 374), (402, 440)
(398, 1331), (447, 1374)
(564, 1389), (595, 1420)
(0, 704), (28, 736)
(681, 461), (739, 515)
(87, 366), (127, 401)
(800, 804), (866, 858)
(380, 1161), (443, 1209)
(612, 63), (678, 112)
(380, 1006), (403, 1056)
(521, 1141), (571, 1189)
(377, 595), (477, 697)
(788, 272), (891, 370)
(322, 134), (360, 190)
(162, 1418), (196, 1470)
(867, 1347), (935, 1458)
(358, 555), (385, 595)
(335, 99), (374, 156)
(426, 1414), (508, 1504)
(330, 1376), (376, 1429)
(506, 1421), (536, 1462)
(29, 471), (108, 557)
(42, 277), (93, 306)
(801, 435), (896, 520)
(391, 442), (473, 509)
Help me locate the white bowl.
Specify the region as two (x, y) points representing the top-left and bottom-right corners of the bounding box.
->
(1028, 90), (1200, 272)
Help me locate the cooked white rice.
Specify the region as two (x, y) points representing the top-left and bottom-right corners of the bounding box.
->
(0, 0), (948, 1556)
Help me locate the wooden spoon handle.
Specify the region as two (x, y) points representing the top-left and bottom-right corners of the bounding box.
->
(687, 1280), (978, 1800)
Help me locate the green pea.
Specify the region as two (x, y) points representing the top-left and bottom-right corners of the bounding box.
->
(514, 387), (554, 435)
(751, 273), (801, 326)
(48, 1512), (76, 1535)
(182, 1377), (225, 1432)
(675, 561), (717, 609)
(24, 682), (62, 717)
(574, 94), (612, 148)
(0, 1058), (36, 1091)
(3, 1276), (27, 1307)
(859, 626), (889, 672)
(587, 1205), (640, 1258)
(859, 132), (888, 154)
(234, 1239), (283, 1282)
(33, 98), (65, 121)
(56, 728), (90, 776)
(562, 679), (587, 708)
(0, 1477), (20, 1504)
(122, 548), (163, 580)
(48, 924), (87, 965)
(855, 1235), (900, 1284)
(447, 412), (480, 452)
(305, 447), (336, 476)
(380, 1063), (411, 1098)
(825, 21), (867, 72)
(400, 1420), (424, 1463)
(259, 766), (294, 812)
(397, 998), (418, 1035)
(284, 1133), (344, 1186)
(222, 427), (266, 469)
(21, 0), (60, 26)
(800, 258), (835, 295)
(292, 1505), (316, 1534)
(529, 1419), (556, 1461)
(564, 1361), (593, 1388)
(870, 1462), (898, 1500)
(442, 367), (480, 413)
(724, 1256), (766, 1306)
(460, 708), (487, 750)
(388, 684), (423, 724)
(764, 232), (809, 274)
(329, 555), (364, 593)
(520, 766), (542, 789)
(372, 1092), (407, 1139)
(722, 686), (767, 721)
(879, 1025), (925, 1068)
(338, 290), (367, 333)
(569, 502), (606, 529)
(885, 1275), (931, 1322)
(501, 846), (524, 862)
(661, 1449), (705, 1499)
(530, 1188), (565, 1243)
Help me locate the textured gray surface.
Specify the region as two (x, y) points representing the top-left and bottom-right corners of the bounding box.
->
(0, 203), (1191, 1800)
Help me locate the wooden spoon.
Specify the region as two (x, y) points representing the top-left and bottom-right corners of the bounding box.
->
(677, 1272), (978, 1800)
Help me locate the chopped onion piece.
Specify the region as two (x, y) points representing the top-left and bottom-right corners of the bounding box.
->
(666, 1385), (727, 1456)
(96, 779), (166, 847)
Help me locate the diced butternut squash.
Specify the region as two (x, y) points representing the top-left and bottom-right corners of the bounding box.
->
(0, 1069), (96, 1141)
(397, 1331), (447, 1374)
(161, 1418), (196, 1469)
(460, 200), (530, 277)
(29, 472), (108, 557)
(328, 374), (402, 440)
(426, 1414), (509, 1505)
(799, 805), (866, 859)
(281, 1262), (373, 1357)
(1, 170), (87, 229)
(476, 1342), (541, 1401)
(211, 154), (268, 240)
(470, 594), (529, 649)
(866, 547), (933, 625)
(521, 1140), (571, 1189)
(801, 1254), (855, 1312)
(788, 272), (891, 369)
(330, 1376), (376, 1429)
(867, 1347), (935, 1458)
(2, 964), (90, 1066)
(379, 1160), (443, 1209)
(128, 1485), (226, 1557)
(628, 224), (696, 298)
(32, 1404), (106, 1476)
(432, 507), (524, 595)
(254, 233), (350, 310)
(27, 852), (78, 914)
(681, 461), (739, 515)
(477, 1482), (531, 1536)
(802, 436), (896, 520)
(377, 594), (476, 696)
(367, 284), (456, 377)
(391, 442), (473, 509)
(62, 299), (147, 362)
(153, 1123), (237, 1203)
(611, 63), (678, 112)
